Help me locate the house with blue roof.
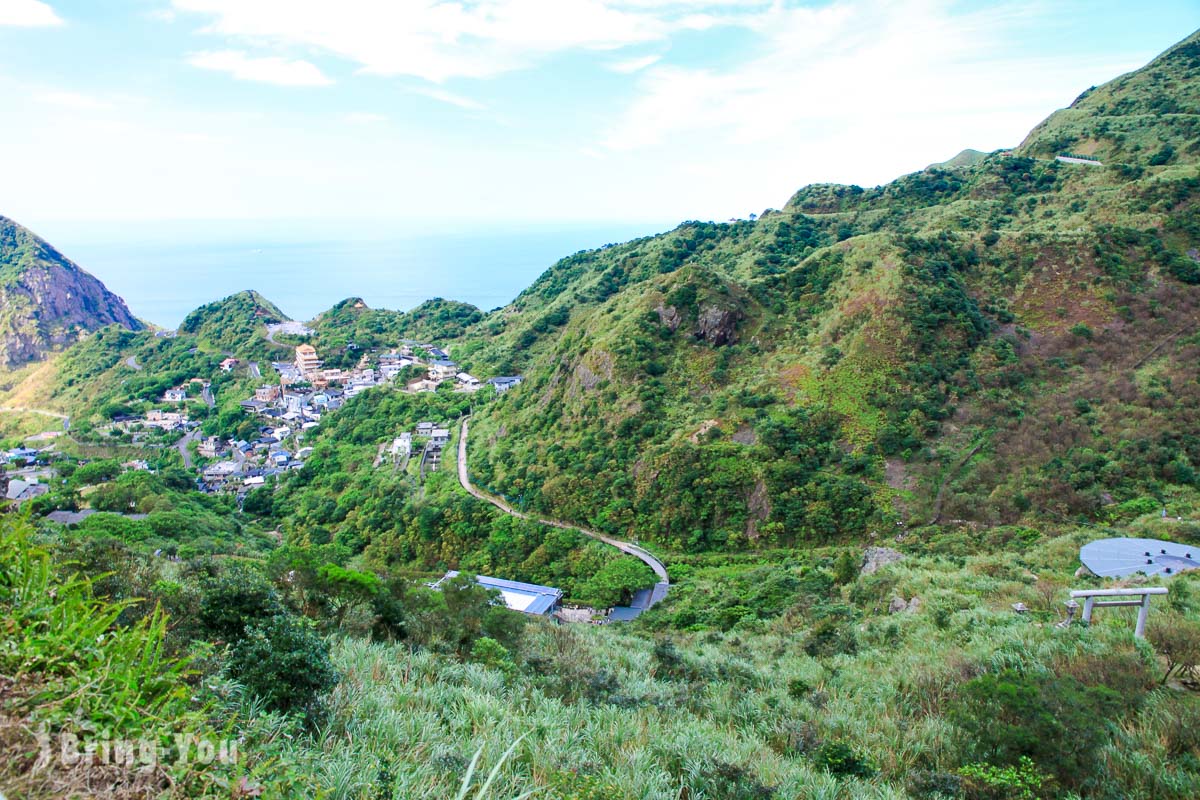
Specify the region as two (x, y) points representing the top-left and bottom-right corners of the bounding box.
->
(437, 570), (563, 616)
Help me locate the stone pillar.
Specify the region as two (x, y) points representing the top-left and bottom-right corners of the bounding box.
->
(1135, 593), (1151, 638)
(1082, 596), (1095, 625)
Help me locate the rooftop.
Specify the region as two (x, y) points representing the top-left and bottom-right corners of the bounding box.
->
(441, 570), (563, 615)
(1080, 537), (1200, 578)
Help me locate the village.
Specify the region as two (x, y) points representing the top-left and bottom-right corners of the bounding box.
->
(2, 336), (522, 508)
(197, 340), (522, 496)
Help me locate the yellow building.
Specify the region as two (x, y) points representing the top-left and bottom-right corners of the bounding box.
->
(295, 344), (321, 376)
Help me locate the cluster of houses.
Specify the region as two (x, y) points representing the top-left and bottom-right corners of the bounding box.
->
(246, 342), (521, 418)
(383, 420), (453, 475)
(87, 339), (523, 497)
(197, 429), (317, 493)
(102, 379), (212, 440)
(4, 445), (50, 504)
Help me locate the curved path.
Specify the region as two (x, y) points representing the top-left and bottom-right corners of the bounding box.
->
(0, 406), (68, 420)
(125, 356), (142, 371)
(0, 406), (70, 432)
(175, 429), (200, 469)
(457, 418), (669, 585)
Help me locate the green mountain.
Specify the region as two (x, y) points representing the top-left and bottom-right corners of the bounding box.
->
(457, 31), (1200, 553)
(178, 289), (290, 358)
(928, 148), (991, 169)
(1018, 30), (1200, 166)
(10, 29), (1200, 800)
(310, 297), (482, 361)
(0, 215), (143, 369)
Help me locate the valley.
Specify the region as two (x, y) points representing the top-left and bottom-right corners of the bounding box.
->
(2, 28), (1200, 800)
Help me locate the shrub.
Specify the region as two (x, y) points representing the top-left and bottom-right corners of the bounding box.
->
(951, 668), (1125, 792)
(958, 757), (1052, 800)
(1147, 614), (1200, 684)
(226, 614), (337, 715)
(197, 561), (283, 642)
(813, 740), (875, 778)
(803, 614), (858, 658)
(1069, 323), (1094, 339)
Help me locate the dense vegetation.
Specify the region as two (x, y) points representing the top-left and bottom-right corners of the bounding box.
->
(457, 32), (1200, 552)
(2, 29), (1200, 800)
(178, 290), (291, 360)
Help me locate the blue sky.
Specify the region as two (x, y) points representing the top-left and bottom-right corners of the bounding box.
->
(0, 0), (1195, 228)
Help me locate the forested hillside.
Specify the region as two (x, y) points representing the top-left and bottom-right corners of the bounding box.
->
(462, 30), (1200, 552)
(4, 28), (1200, 800)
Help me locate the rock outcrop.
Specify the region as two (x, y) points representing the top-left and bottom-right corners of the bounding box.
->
(861, 547), (905, 576)
(0, 216), (142, 368)
(695, 304), (740, 345)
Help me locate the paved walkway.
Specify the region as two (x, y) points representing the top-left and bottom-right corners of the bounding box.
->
(176, 429), (199, 469)
(457, 418), (669, 585)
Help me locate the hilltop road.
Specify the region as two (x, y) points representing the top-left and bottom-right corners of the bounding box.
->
(457, 418), (669, 585)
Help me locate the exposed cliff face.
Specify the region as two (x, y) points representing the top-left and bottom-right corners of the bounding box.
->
(0, 216), (143, 369)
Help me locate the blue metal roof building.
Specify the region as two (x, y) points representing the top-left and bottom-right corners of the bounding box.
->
(1080, 537), (1200, 578)
(440, 570), (563, 616)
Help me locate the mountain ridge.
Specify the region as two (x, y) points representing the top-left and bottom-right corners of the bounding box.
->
(0, 215), (143, 369)
(439, 31), (1200, 552)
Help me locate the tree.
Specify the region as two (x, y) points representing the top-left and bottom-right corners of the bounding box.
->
(197, 561), (283, 643)
(832, 550), (858, 585)
(242, 486), (276, 518)
(470, 636), (515, 674)
(317, 563), (380, 627)
(577, 558), (655, 608)
(442, 572), (502, 653)
(1148, 614), (1200, 684)
(226, 614), (337, 715)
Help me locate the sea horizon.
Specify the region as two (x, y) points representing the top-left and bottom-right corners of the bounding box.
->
(39, 219), (675, 329)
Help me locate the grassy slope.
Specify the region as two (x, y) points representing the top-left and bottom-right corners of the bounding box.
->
(1018, 31), (1200, 166)
(455, 33), (1200, 552)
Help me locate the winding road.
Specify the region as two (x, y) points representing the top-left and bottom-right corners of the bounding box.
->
(457, 419), (670, 587)
(175, 429), (200, 469)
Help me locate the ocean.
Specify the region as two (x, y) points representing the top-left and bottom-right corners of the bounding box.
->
(45, 220), (672, 329)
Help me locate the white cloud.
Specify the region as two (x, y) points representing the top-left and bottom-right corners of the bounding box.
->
(601, 0), (1132, 167)
(0, 0), (62, 26)
(343, 111), (388, 124)
(413, 87), (486, 110)
(608, 53), (661, 73)
(37, 90), (110, 110)
(188, 50), (333, 86)
(172, 0), (688, 82)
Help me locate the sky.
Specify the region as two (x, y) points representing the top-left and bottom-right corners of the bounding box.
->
(0, 0), (1196, 229)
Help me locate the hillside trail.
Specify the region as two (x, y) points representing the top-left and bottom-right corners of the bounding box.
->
(0, 406), (69, 422)
(457, 418), (670, 587)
